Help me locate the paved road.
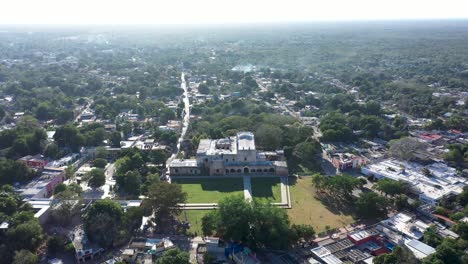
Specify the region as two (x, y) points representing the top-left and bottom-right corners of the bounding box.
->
(243, 175), (252, 201)
(166, 73), (190, 181)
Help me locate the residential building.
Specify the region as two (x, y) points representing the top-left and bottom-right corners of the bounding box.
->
(17, 167), (66, 199)
(19, 154), (49, 169)
(329, 153), (368, 171)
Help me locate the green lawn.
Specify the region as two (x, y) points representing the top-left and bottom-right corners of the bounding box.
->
(288, 177), (355, 232)
(172, 178), (244, 203)
(178, 210), (210, 236)
(251, 177), (282, 202)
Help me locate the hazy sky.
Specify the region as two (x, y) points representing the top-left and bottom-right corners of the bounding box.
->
(1, 0), (468, 24)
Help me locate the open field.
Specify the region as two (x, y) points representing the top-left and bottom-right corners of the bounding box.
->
(172, 178), (244, 203)
(251, 177), (282, 202)
(288, 177), (355, 232)
(178, 210), (210, 235)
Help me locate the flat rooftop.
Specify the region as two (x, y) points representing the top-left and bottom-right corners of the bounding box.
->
(196, 132), (256, 156)
(362, 159), (465, 201)
(237, 132), (255, 151)
(170, 159), (198, 167)
(381, 212), (428, 240)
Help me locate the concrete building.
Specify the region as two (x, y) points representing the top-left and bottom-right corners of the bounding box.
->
(19, 154), (49, 169)
(404, 239), (436, 259)
(18, 167), (66, 199)
(169, 132), (288, 176)
(361, 159), (465, 205)
(379, 212), (430, 241)
(329, 153), (368, 171)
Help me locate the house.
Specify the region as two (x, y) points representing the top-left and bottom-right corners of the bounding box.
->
(18, 167), (66, 199)
(169, 132), (288, 176)
(70, 225), (104, 263)
(329, 153), (368, 171)
(379, 212), (429, 241)
(28, 199), (52, 225)
(404, 240), (435, 259)
(47, 153), (80, 168)
(19, 154), (49, 169)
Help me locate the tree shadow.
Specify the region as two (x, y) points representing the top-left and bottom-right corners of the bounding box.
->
(175, 178), (244, 193)
(82, 188), (104, 199)
(314, 192), (356, 216)
(251, 177), (281, 200)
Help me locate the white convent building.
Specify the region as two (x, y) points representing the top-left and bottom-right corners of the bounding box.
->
(169, 132), (288, 176)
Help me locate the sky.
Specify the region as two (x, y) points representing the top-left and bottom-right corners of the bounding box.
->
(1, 0), (468, 25)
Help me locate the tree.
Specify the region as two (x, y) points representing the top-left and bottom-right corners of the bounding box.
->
(364, 100), (381, 116)
(388, 137), (427, 161)
(54, 183), (67, 195)
(54, 183), (82, 199)
(359, 115), (383, 138)
(255, 124), (282, 150)
(198, 83), (210, 95)
(457, 186), (468, 206)
(290, 224), (316, 242)
(54, 125), (84, 151)
(423, 226), (442, 248)
(109, 131), (122, 148)
(319, 112), (355, 142)
(375, 179), (408, 197)
(394, 195), (410, 210)
(423, 238), (463, 264)
(203, 252), (217, 264)
(47, 235), (66, 254)
(93, 158), (107, 168)
(11, 137), (30, 156)
(0, 185), (21, 216)
(312, 174), (361, 197)
(0, 159), (35, 184)
(84, 200), (124, 248)
(202, 196), (294, 250)
(156, 248), (190, 264)
(327, 174), (362, 197)
(311, 173), (327, 192)
(12, 250), (38, 264)
(143, 182), (187, 220)
(7, 218), (44, 251)
(86, 169), (105, 189)
(201, 211), (220, 236)
(50, 200), (80, 226)
(452, 221), (468, 240)
(251, 199), (292, 249)
(292, 141), (321, 166)
(116, 170), (141, 196)
(44, 142), (60, 159)
(356, 192), (388, 219)
(373, 246), (418, 264)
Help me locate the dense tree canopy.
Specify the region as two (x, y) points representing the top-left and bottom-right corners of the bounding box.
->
(202, 195), (310, 250)
(84, 200), (125, 248)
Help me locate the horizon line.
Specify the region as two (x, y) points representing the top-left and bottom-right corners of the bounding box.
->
(1, 18), (468, 27)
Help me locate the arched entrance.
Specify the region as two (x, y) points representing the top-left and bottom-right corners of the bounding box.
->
(244, 167), (249, 174)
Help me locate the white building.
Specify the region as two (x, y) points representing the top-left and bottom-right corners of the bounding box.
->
(169, 132), (288, 176)
(361, 159), (465, 205)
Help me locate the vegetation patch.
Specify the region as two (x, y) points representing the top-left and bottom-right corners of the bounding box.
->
(251, 177), (282, 202)
(178, 209), (210, 236)
(287, 177), (355, 232)
(172, 178), (244, 203)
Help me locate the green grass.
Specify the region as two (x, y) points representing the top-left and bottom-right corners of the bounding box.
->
(178, 210), (210, 235)
(251, 177), (282, 202)
(288, 177), (355, 232)
(172, 178), (244, 203)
